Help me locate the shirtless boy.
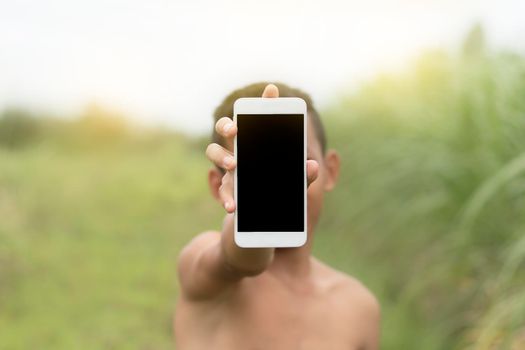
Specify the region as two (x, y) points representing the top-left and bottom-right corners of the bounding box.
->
(175, 82), (380, 349)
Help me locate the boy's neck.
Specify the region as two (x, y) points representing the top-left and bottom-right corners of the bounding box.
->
(269, 238), (314, 279)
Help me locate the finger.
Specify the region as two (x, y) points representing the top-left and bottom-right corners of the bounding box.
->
(215, 116), (237, 139)
(307, 160), (319, 187)
(219, 173), (235, 213)
(262, 84), (279, 98)
(206, 143), (236, 171)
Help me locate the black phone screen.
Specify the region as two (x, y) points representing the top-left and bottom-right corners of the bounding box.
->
(236, 114), (304, 232)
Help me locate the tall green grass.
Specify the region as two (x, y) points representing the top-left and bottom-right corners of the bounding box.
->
(316, 45), (525, 349)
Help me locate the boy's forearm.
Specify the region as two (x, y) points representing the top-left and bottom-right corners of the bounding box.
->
(178, 214), (273, 300)
(220, 213), (274, 276)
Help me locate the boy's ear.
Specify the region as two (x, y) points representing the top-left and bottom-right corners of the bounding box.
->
(208, 168), (222, 201)
(323, 149), (341, 191)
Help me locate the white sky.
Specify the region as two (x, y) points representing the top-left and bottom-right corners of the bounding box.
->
(0, 0), (524, 134)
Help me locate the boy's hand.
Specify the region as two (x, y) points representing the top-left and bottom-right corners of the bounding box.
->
(206, 84), (319, 214)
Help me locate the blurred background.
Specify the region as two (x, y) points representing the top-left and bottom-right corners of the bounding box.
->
(1, 0), (524, 349)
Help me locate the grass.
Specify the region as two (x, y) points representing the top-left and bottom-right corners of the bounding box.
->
(1, 41), (524, 349)
(317, 47), (525, 349)
(0, 135), (220, 349)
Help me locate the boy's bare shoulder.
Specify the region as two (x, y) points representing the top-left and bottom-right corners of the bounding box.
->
(312, 257), (380, 317)
(177, 231), (220, 270)
(179, 230), (220, 254)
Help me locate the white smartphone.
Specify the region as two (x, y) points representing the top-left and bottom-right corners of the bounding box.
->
(233, 97), (307, 248)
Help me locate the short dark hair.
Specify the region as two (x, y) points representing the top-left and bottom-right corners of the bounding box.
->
(212, 82), (327, 153)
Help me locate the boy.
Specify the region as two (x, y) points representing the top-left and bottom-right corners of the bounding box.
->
(175, 83), (380, 349)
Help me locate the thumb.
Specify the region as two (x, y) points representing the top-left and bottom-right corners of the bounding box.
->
(307, 160), (319, 187)
(262, 84), (279, 98)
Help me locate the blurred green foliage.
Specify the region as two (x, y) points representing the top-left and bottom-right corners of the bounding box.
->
(319, 28), (525, 349)
(1, 28), (524, 349)
(0, 109), (41, 149)
(0, 118), (212, 349)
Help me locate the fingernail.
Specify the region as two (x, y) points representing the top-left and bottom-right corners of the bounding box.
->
(223, 156), (234, 168)
(223, 123), (233, 133)
(224, 201), (232, 210)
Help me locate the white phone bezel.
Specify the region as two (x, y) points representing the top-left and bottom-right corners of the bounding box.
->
(233, 97), (307, 248)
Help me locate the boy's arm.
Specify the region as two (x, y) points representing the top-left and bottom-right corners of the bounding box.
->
(356, 287), (381, 350)
(363, 301), (381, 350)
(177, 214), (274, 300)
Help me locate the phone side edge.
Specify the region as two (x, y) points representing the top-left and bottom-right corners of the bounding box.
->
(302, 99), (307, 247)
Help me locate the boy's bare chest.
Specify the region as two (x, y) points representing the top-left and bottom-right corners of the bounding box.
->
(198, 279), (358, 349)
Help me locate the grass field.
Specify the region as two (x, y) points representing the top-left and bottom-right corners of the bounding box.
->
(1, 39), (524, 349)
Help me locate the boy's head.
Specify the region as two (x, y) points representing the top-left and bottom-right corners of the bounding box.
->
(212, 82), (327, 155)
(209, 82), (340, 235)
